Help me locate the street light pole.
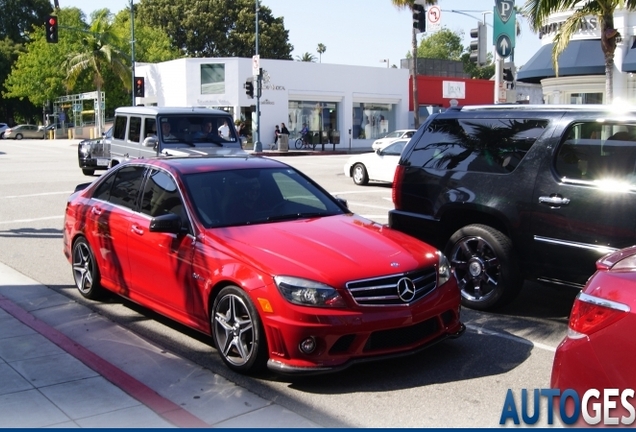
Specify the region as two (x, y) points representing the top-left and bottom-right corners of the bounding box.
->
(130, 0), (136, 106)
(253, 0), (262, 152)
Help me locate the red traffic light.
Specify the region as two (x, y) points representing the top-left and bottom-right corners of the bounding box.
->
(45, 15), (58, 43)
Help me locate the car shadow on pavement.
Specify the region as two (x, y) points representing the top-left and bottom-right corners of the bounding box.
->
(282, 328), (532, 393)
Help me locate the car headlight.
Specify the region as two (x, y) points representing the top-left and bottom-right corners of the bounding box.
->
(79, 144), (89, 154)
(437, 252), (451, 286)
(274, 276), (345, 307)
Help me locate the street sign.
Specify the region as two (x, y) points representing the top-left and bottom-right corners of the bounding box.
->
(493, 0), (515, 58)
(426, 5), (441, 32)
(496, 34), (513, 58)
(252, 55), (260, 77)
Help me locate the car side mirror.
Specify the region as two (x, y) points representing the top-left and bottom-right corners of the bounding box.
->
(143, 136), (158, 148)
(149, 213), (183, 234)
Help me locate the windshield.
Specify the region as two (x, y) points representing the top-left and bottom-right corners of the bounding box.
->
(158, 114), (238, 147)
(183, 167), (347, 228)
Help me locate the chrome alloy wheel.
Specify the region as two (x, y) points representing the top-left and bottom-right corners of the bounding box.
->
(213, 292), (256, 367)
(73, 241), (95, 295)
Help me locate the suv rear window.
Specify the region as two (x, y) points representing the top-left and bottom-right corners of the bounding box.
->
(409, 118), (548, 173)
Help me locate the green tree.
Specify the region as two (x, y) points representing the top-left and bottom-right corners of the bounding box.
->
(461, 53), (495, 79)
(65, 9), (131, 134)
(296, 52), (316, 62)
(137, 0), (293, 59)
(4, 8), (87, 110)
(316, 43), (326, 63)
(0, 0), (52, 43)
(112, 7), (180, 64)
(391, 0), (437, 128)
(417, 28), (464, 60)
(524, 0), (632, 103)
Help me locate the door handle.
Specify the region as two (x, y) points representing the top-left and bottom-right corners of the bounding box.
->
(131, 224), (144, 235)
(539, 195), (570, 206)
(91, 207), (103, 216)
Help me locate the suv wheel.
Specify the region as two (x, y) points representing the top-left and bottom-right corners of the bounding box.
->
(446, 224), (521, 311)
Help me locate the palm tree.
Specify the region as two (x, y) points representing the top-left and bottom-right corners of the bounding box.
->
(391, 0), (437, 128)
(65, 10), (131, 135)
(296, 52), (317, 62)
(317, 43), (326, 63)
(524, 0), (633, 103)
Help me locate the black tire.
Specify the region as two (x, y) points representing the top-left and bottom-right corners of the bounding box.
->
(82, 168), (95, 176)
(211, 286), (268, 374)
(72, 237), (104, 300)
(15, 133), (23, 140)
(352, 163), (369, 185)
(445, 224), (522, 311)
(294, 138), (303, 149)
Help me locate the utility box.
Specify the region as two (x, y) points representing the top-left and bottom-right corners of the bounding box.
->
(278, 134), (289, 152)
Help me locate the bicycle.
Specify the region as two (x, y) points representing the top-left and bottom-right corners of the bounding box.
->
(294, 133), (316, 150)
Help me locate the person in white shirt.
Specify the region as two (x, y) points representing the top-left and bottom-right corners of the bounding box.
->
(218, 120), (230, 139)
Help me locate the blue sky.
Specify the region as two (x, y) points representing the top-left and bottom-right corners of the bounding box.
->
(61, 0), (541, 67)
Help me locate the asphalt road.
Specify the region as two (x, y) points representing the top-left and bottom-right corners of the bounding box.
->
(0, 139), (579, 427)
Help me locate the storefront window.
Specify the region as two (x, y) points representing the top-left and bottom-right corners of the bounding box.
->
(569, 93), (603, 104)
(352, 102), (395, 139)
(201, 64), (225, 95)
(288, 101), (339, 142)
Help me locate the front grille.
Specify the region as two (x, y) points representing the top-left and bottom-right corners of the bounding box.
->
(364, 318), (439, 352)
(345, 267), (437, 306)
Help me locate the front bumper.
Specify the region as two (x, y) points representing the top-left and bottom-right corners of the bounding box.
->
(260, 280), (463, 375)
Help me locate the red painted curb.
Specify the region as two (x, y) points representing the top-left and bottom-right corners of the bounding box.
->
(0, 294), (209, 428)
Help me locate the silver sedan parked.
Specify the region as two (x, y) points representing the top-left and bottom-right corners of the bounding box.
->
(4, 124), (45, 140)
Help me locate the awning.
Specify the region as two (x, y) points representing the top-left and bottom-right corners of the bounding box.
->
(517, 40), (605, 83)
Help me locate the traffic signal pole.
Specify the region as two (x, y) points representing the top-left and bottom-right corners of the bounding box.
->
(253, 0), (262, 152)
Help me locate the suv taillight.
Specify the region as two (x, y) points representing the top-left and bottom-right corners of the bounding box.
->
(392, 165), (405, 208)
(567, 292), (629, 338)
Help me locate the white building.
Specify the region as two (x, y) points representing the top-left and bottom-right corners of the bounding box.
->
(517, 9), (636, 104)
(135, 57), (410, 149)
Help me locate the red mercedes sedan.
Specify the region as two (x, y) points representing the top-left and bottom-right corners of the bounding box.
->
(63, 155), (464, 374)
(551, 246), (636, 420)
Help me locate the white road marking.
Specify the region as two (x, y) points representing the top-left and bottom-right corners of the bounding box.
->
(1, 191), (72, 199)
(0, 216), (63, 225)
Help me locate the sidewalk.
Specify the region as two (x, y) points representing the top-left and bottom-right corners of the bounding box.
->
(0, 262), (319, 428)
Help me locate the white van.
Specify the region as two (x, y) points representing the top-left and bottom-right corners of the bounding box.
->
(108, 106), (244, 166)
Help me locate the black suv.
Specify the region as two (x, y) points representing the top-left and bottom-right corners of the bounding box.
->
(389, 104), (636, 310)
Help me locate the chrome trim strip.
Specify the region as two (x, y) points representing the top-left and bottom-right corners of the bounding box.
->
(534, 236), (618, 254)
(578, 292), (631, 313)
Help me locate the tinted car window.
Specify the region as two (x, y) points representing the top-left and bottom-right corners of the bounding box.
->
(140, 169), (189, 230)
(93, 173), (116, 201)
(556, 122), (636, 183)
(410, 118), (548, 173)
(113, 116), (127, 140)
(129, 117), (142, 143)
(108, 166), (145, 210)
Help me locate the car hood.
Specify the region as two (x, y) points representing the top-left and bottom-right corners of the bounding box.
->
(205, 214), (438, 286)
(161, 147), (246, 157)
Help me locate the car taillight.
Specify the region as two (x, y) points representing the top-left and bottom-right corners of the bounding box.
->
(567, 292), (629, 339)
(392, 165), (405, 208)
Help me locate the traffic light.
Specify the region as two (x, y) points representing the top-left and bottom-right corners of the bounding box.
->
(503, 65), (515, 89)
(45, 15), (58, 43)
(134, 77), (145, 97)
(469, 22), (487, 66)
(412, 4), (426, 33)
(244, 79), (254, 99)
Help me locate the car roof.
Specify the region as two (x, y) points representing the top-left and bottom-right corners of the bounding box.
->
(114, 106), (231, 116)
(125, 155), (288, 175)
